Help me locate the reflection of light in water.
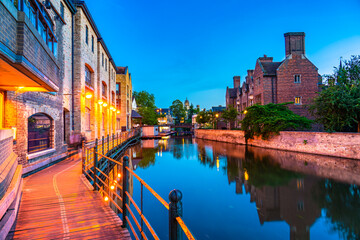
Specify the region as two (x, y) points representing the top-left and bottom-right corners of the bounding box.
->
(157, 151), (159, 156)
(216, 157), (219, 171)
(244, 170), (249, 181)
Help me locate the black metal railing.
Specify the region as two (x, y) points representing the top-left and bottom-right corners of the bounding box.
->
(82, 129), (195, 240)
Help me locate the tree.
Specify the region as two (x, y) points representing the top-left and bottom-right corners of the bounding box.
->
(186, 104), (198, 124)
(196, 111), (212, 125)
(170, 100), (186, 124)
(133, 91), (158, 125)
(241, 103), (313, 140)
(222, 106), (239, 129)
(309, 55), (360, 132)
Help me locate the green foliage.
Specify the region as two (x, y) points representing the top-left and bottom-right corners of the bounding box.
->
(170, 100), (186, 124)
(133, 91), (158, 125)
(221, 106), (239, 125)
(196, 110), (212, 127)
(241, 103), (313, 140)
(186, 104), (198, 123)
(309, 55), (360, 132)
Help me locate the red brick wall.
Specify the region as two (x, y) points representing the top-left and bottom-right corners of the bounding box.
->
(276, 54), (319, 117)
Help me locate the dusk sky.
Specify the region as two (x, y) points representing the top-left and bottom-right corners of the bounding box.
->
(85, 0), (360, 109)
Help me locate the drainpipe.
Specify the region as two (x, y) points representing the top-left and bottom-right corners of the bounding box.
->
(71, 14), (75, 131)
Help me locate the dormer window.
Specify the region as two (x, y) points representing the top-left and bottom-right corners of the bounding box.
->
(294, 75), (301, 83)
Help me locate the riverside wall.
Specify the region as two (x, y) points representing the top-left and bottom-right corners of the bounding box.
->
(194, 129), (360, 160)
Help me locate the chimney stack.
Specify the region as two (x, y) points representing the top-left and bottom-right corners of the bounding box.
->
(233, 76), (240, 88)
(284, 32), (305, 57)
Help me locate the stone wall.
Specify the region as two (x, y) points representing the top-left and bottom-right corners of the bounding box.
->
(195, 129), (360, 160)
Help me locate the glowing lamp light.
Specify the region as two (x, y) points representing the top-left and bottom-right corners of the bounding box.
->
(244, 170), (249, 181)
(117, 110), (120, 114)
(98, 100), (104, 105)
(85, 93), (93, 99)
(11, 127), (17, 140)
(110, 185), (115, 190)
(118, 173), (121, 178)
(104, 196), (109, 201)
(103, 102), (108, 107)
(215, 114), (219, 118)
(243, 110), (248, 114)
(110, 106), (114, 111)
(112, 108), (116, 112)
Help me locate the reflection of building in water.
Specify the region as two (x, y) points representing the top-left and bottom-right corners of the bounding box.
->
(226, 155), (321, 240)
(195, 138), (322, 240)
(251, 177), (321, 240)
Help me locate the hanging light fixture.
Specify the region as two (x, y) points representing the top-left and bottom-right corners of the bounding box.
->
(98, 100), (104, 105)
(103, 102), (108, 107)
(85, 92), (93, 99)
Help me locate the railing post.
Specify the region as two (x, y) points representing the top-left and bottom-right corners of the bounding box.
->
(107, 134), (110, 154)
(113, 133), (115, 149)
(122, 156), (129, 228)
(81, 141), (85, 174)
(102, 136), (105, 156)
(169, 190), (183, 240)
(93, 138), (98, 191)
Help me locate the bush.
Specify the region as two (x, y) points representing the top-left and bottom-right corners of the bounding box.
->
(241, 103), (313, 140)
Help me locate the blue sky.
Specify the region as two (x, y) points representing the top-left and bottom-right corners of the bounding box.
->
(85, 0), (360, 109)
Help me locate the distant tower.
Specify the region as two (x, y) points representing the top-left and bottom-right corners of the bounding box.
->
(184, 98), (190, 110)
(284, 32), (305, 57)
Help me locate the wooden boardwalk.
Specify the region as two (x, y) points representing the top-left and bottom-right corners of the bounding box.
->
(10, 153), (130, 239)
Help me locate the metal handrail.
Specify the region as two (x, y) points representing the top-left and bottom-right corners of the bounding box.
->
(82, 129), (195, 240)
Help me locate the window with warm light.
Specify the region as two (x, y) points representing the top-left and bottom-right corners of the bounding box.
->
(295, 96), (302, 105)
(28, 113), (53, 153)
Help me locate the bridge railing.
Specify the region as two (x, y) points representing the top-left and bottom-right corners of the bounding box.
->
(82, 129), (196, 240)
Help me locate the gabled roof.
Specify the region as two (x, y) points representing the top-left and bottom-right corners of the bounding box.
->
(259, 61), (282, 76)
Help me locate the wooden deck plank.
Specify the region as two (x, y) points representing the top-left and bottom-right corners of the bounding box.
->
(11, 153), (130, 240)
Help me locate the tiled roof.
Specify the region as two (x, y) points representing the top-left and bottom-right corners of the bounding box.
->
(260, 62), (282, 76)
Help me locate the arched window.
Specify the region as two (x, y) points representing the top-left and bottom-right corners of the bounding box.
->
(85, 66), (92, 87)
(28, 113), (53, 153)
(102, 82), (107, 98)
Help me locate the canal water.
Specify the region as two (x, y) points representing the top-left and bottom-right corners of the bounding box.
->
(121, 136), (360, 240)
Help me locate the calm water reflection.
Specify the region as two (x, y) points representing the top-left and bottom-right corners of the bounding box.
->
(121, 136), (360, 240)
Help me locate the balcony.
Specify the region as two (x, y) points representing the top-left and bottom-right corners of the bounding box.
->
(0, 0), (60, 92)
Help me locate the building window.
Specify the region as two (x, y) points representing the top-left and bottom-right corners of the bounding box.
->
(102, 82), (107, 98)
(258, 77), (261, 85)
(295, 96), (302, 105)
(85, 25), (88, 45)
(116, 118), (120, 130)
(28, 113), (53, 153)
(60, 2), (64, 19)
(85, 66), (92, 87)
(116, 83), (120, 95)
(294, 74), (301, 83)
(297, 201), (304, 211)
(91, 36), (94, 53)
(85, 107), (91, 130)
(102, 53), (104, 67)
(105, 59), (107, 71)
(112, 91), (115, 104)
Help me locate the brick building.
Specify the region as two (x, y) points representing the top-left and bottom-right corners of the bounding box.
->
(0, 0), (132, 174)
(226, 32), (321, 126)
(116, 66), (133, 131)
